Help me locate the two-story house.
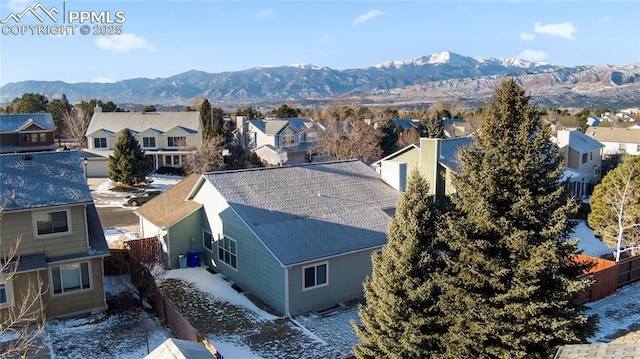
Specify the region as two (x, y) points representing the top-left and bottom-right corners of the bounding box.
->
(585, 126), (640, 157)
(0, 151), (110, 320)
(554, 129), (605, 198)
(237, 117), (327, 166)
(0, 113), (57, 154)
(85, 110), (202, 172)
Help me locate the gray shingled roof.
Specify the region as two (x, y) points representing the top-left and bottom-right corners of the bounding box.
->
(85, 112), (200, 136)
(0, 151), (93, 211)
(564, 130), (606, 152)
(555, 342), (640, 358)
(202, 160), (400, 266)
(439, 137), (474, 172)
(0, 113), (55, 132)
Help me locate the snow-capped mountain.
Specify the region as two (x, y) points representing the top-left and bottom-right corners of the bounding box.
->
(1, 51), (638, 108)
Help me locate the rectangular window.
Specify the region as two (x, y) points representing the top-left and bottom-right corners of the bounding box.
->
(51, 262), (91, 295)
(167, 136), (186, 147)
(39, 133), (46, 142)
(203, 230), (213, 251)
(303, 262), (328, 290)
(217, 236), (237, 269)
(590, 152), (593, 161)
(0, 282), (9, 308)
(581, 153), (588, 164)
(94, 137), (107, 149)
(142, 137), (156, 148)
(31, 133), (39, 142)
(34, 209), (70, 237)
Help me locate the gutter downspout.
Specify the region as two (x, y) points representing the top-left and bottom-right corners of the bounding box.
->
(284, 266), (290, 317)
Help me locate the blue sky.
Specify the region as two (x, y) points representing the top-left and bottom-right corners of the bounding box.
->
(1, 0), (639, 86)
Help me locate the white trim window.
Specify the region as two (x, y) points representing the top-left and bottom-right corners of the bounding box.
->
(51, 262), (91, 295)
(93, 137), (107, 149)
(164, 155), (182, 167)
(34, 209), (71, 238)
(217, 236), (237, 269)
(142, 137), (157, 148)
(167, 136), (186, 148)
(303, 262), (328, 290)
(0, 280), (14, 309)
(203, 230), (213, 252)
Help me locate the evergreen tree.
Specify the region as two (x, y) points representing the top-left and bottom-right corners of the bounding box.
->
(588, 155), (640, 261)
(108, 128), (152, 185)
(199, 99), (213, 140)
(424, 114), (445, 139)
(437, 78), (597, 358)
(353, 169), (444, 358)
(377, 118), (400, 156)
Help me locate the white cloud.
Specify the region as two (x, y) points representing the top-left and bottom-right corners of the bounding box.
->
(316, 34), (333, 44)
(254, 8), (275, 19)
(353, 9), (385, 27)
(94, 33), (155, 52)
(600, 16), (610, 23)
(520, 32), (535, 41)
(533, 22), (578, 39)
(518, 49), (549, 62)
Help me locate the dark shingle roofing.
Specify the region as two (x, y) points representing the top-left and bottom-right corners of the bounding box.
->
(0, 151), (93, 211)
(0, 113), (55, 132)
(202, 160), (400, 266)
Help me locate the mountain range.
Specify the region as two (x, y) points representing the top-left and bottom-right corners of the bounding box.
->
(2, 51), (639, 109)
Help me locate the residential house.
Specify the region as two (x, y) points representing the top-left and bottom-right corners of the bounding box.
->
(554, 129), (605, 198)
(139, 160), (400, 315)
(0, 113), (57, 154)
(585, 126), (640, 157)
(144, 338), (219, 359)
(237, 117), (327, 166)
(85, 111), (203, 173)
(372, 137), (473, 202)
(135, 174), (203, 269)
(0, 151), (110, 320)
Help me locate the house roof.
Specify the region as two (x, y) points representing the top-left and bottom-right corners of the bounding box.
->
(201, 160), (400, 266)
(134, 174), (202, 229)
(555, 342), (640, 358)
(85, 112), (200, 137)
(439, 137), (474, 172)
(558, 130), (605, 152)
(249, 118), (320, 136)
(586, 126), (640, 144)
(0, 113), (55, 132)
(0, 151), (93, 212)
(391, 119), (420, 131)
(144, 338), (217, 359)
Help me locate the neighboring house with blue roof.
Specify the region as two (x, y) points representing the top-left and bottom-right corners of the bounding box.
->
(141, 160), (400, 315)
(372, 137), (473, 202)
(0, 151), (110, 320)
(0, 113), (57, 154)
(553, 129), (605, 197)
(85, 110), (202, 173)
(237, 117), (327, 166)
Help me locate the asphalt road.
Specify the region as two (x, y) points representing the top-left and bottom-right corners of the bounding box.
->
(96, 206), (138, 229)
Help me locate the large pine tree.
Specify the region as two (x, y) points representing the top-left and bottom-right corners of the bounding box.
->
(437, 78), (597, 358)
(353, 169), (444, 358)
(108, 128), (152, 185)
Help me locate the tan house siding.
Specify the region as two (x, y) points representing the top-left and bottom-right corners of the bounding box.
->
(0, 206), (89, 257)
(419, 138), (438, 197)
(44, 257), (107, 318)
(0, 272), (44, 324)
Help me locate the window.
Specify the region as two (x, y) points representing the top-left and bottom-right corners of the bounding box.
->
(218, 236), (237, 269)
(581, 153), (588, 164)
(34, 209), (70, 237)
(39, 133), (46, 142)
(203, 230), (213, 251)
(167, 136), (186, 147)
(303, 262), (328, 290)
(94, 137), (107, 149)
(164, 155), (182, 166)
(31, 133), (39, 142)
(142, 137), (156, 148)
(619, 143), (627, 153)
(281, 129), (296, 146)
(0, 281), (13, 308)
(590, 152), (593, 161)
(51, 262), (91, 295)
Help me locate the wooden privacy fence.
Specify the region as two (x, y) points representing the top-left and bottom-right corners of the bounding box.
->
(104, 249), (222, 358)
(575, 254), (640, 304)
(124, 236), (159, 264)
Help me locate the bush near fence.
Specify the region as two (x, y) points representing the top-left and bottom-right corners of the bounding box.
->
(104, 249), (222, 359)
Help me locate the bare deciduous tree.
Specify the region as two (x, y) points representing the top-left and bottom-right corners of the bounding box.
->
(183, 135), (226, 174)
(1, 215), (47, 358)
(61, 106), (88, 147)
(396, 127), (421, 148)
(314, 119), (382, 164)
